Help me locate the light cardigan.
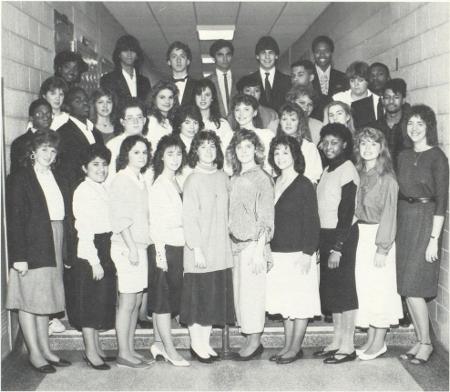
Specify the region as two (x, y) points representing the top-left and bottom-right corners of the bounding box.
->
(146, 115), (172, 152)
(301, 139), (323, 184)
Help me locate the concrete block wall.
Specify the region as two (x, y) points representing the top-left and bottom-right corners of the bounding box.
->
(1, 1), (162, 174)
(279, 2), (449, 350)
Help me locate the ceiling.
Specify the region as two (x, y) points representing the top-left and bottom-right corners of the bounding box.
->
(104, 2), (329, 79)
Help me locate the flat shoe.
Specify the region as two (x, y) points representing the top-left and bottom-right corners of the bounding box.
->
(324, 351), (357, 364)
(313, 348), (338, 358)
(116, 356), (151, 369)
(47, 358), (72, 367)
(234, 344), (264, 361)
(269, 354), (282, 362)
(100, 355), (116, 362)
(358, 345), (387, 361)
(28, 361), (56, 374)
(189, 347), (213, 364)
(399, 353), (415, 360)
(276, 349), (304, 365)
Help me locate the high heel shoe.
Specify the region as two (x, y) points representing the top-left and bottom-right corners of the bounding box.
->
(190, 347), (213, 364)
(82, 353), (110, 370)
(150, 344), (190, 367)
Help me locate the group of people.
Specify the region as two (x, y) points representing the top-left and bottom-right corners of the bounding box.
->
(5, 32), (448, 374)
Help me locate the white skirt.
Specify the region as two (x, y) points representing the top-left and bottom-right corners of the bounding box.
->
(111, 244), (148, 294)
(266, 251), (321, 319)
(355, 223), (403, 328)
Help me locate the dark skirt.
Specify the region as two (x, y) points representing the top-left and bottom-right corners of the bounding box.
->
(67, 233), (117, 330)
(147, 244), (184, 317)
(396, 201), (438, 299)
(319, 224), (359, 313)
(180, 268), (235, 327)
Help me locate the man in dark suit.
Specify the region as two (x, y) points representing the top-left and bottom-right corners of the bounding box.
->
(207, 40), (236, 117)
(100, 35), (151, 109)
(369, 62), (391, 97)
(248, 36), (291, 112)
(311, 35), (349, 120)
(54, 50), (88, 89)
(167, 41), (197, 106)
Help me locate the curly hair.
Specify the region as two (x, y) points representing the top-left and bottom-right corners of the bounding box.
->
(152, 134), (187, 180)
(193, 79), (222, 129)
(116, 135), (152, 173)
(146, 80), (179, 125)
(404, 104), (438, 148)
(323, 100), (356, 134)
(172, 105), (204, 135)
(226, 129), (265, 175)
(354, 127), (395, 177)
(80, 143), (112, 168)
(188, 130), (224, 169)
(26, 129), (60, 168)
(268, 134), (305, 176)
(276, 102), (311, 143)
(320, 123), (354, 161)
(90, 87), (118, 124)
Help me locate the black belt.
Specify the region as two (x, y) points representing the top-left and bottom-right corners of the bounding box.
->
(399, 194), (435, 204)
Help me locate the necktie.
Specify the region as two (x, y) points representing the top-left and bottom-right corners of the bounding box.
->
(173, 76), (188, 83)
(264, 72), (272, 104)
(223, 73), (230, 115)
(320, 73), (329, 95)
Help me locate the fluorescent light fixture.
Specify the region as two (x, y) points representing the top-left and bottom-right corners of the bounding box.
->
(201, 55), (215, 64)
(203, 72), (212, 78)
(197, 25), (235, 41)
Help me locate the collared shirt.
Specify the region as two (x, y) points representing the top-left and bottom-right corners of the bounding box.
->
(51, 111), (70, 131)
(216, 69), (232, 115)
(34, 167), (65, 220)
(259, 67), (275, 88)
(315, 65), (331, 95)
(122, 68), (137, 97)
(69, 116), (96, 144)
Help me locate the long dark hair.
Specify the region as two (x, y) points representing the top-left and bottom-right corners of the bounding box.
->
(269, 134), (305, 177)
(152, 134), (187, 180)
(193, 79), (222, 129)
(146, 80), (179, 125)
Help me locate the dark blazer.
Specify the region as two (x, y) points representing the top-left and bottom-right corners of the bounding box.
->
(249, 69), (291, 112)
(351, 95), (382, 129)
(100, 68), (151, 106)
(6, 167), (70, 269)
(207, 71), (237, 117)
(9, 129), (34, 175)
(57, 119), (104, 190)
(173, 77), (197, 106)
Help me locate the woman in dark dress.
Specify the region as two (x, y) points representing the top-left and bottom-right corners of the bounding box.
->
(148, 135), (189, 367)
(6, 130), (71, 373)
(69, 144), (117, 370)
(315, 123), (360, 364)
(396, 105), (449, 364)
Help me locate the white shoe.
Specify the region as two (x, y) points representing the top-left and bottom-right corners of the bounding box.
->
(150, 344), (190, 367)
(48, 319), (66, 335)
(359, 344), (387, 361)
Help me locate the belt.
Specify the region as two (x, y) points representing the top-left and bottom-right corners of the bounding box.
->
(399, 194), (435, 204)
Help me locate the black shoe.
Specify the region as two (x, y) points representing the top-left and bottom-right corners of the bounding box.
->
(47, 358), (72, 367)
(269, 354), (281, 362)
(209, 353), (221, 362)
(82, 353), (111, 370)
(100, 355), (116, 362)
(323, 351), (357, 364)
(234, 344), (264, 361)
(324, 315), (333, 323)
(276, 349), (304, 365)
(399, 315), (411, 328)
(313, 348), (338, 358)
(28, 361), (56, 374)
(189, 347), (213, 364)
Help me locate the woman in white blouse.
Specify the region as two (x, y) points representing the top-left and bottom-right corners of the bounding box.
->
(69, 144), (117, 370)
(148, 135), (189, 367)
(277, 103), (323, 185)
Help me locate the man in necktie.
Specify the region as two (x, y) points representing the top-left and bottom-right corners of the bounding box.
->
(249, 36), (291, 112)
(166, 41), (197, 106)
(207, 40), (235, 117)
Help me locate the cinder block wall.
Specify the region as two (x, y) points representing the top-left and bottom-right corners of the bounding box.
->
(1, 1), (162, 174)
(279, 2), (449, 350)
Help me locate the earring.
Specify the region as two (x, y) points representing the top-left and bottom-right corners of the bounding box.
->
(30, 152), (36, 161)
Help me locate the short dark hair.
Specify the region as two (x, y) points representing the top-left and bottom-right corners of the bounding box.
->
(112, 35), (144, 70)
(383, 78), (407, 97)
(63, 86), (88, 112)
(27, 129), (60, 167)
(269, 134), (305, 176)
(152, 134), (187, 180)
(172, 105), (204, 135)
(116, 134), (152, 173)
(118, 97), (146, 120)
(290, 59), (315, 74)
(39, 76), (68, 97)
(80, 143), (112, 168)
(209, 39), (234, 57)
(29, 98), (52, 117)
(312, 36), (334, 52)
(188, 130), (224, 169)
(370, 62), (390, 78)
(405, 104), (439, 147)
(255, 36), (280, 56)
(166, 41), (192, 62)
(236, 75), (262, 93)
(320, 123), (354, 160)
(346, 61), (370, 82)
(231, 93), (259, 111)
(53, 50), (88, 75)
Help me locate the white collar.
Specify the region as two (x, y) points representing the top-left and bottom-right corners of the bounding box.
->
(259, 67), (275, 79)
(315, 65), (331, 77)
(70, 116), (94, 132)
(122, 68), (136, 80)
(216, 68), (231, 78)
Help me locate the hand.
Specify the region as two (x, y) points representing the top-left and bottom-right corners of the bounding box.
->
(91, 263), (104, 280)
(328, 251), (341, 269)
(296, 252), (312, 274)
(251, 250), (266, 274)
(13, 261), (28, 276)
(425, 238), (439, 263)
(194, 248), (207, 269)
(129, 248), (139, 266)
(156, 255), (168, 272)
(374, 253), (387, 268)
